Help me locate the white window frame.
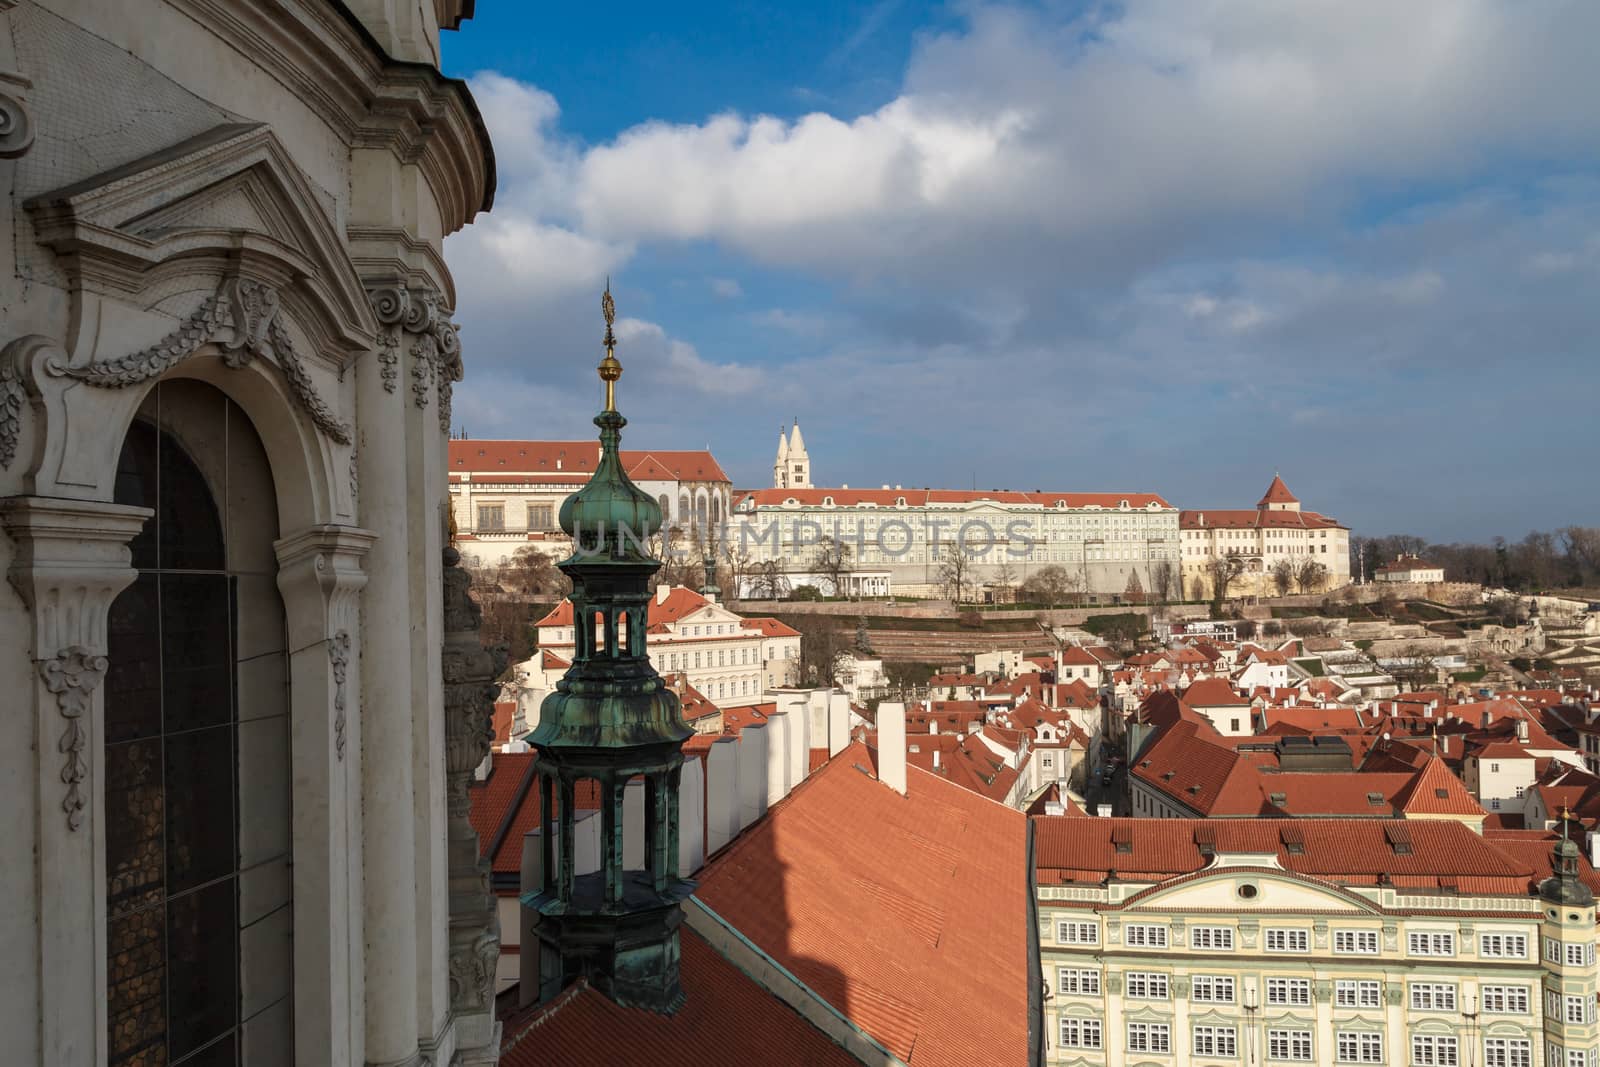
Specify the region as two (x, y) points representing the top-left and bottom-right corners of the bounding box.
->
(1194, 1025), (1239, 1058)
(1335, 979), (1381, 1009)
(1479, 932), (1528, 959)
(1410, 982), (1458, 1012)
(1055, 920), (1098, 945)
(1483, 1037), (1531, 1067)
(1124, 923), (1169, 948)
(1481, 985), (1529, 1014)
(1337, 1030), (1385, 1064)
(1407, 931), (1457, 957)
(1191, 925), (1234, 950)
(1265, 927), (1310, 953)
(1058, 1016), (1102, 1050)
(1334, 928), (1379, 955)
(1126, 971), (1170, 1000)
(1192, 974), (1236, 1004)
(1268, 1028), (1314, 1062)
(1127, 1022), (1171, 1054)
(1055, 967), (1100, 996)
(1412, 1034), (1460, 1066)
(1267, 977), (1312, 1006)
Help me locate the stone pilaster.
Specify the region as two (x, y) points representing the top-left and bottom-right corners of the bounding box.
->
(441, 545), (505, 1064)
(1, 495), (150, 1067)
(275, 523), (375, 1067)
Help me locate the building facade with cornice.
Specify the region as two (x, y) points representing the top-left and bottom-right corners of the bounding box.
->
(732, 488), (1180, 599)
(0, 3), (497, 1065)
(1180, 476), (1353, 600)
(447, 438), (732, 568)
(1037, 818), (1600, 1067)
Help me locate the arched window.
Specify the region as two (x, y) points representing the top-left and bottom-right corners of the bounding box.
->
(105, 381), (290, 1066)
(678, 492), (690, 520)
(657, 494), (669, 517)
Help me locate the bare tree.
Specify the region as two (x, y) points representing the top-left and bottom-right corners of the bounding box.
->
(937, 546), (973, 604)
(721, 541), (753, 603)
(992, 557), (1019, 596)
(1389, 644), (1439, 691)
(1271, 558), (1296, 597)
(796, 617), (844, 687)
(1150, 558), (1179, 606)
(500, 544), (570, 600)
(1295, 559), (1328, 594)
(747, 558), (791, 600)
(1021, 564), (1075, 610)
(648, 523), (697, 590)
(810, 535), (853, 598)
(1207, 552), (1245, 610)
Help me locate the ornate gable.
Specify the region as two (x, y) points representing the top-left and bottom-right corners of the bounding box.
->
(25, 122), (375, 357)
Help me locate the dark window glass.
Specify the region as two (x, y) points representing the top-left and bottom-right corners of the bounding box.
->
(107, 418), (240, 1067)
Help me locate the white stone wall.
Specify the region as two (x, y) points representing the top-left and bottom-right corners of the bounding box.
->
(0, 2), (492, 1063)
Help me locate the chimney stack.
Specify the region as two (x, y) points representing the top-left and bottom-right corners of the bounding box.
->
(1517, 718), (1529, 743)
(657, 583), (671, 605)
(879, 701), (907, 795)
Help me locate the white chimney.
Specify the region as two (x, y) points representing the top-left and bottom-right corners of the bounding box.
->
(932, 749), (942, 770)
(657, 584), (670, 605)
(929, 721), (938, 734)
(1516, 719), (1529, 743)
(879, 701), (908, 795)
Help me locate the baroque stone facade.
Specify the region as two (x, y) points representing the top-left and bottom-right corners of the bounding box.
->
(0, 2), (495, 1066)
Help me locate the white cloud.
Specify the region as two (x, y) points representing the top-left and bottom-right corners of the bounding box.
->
(614, 318), (763, 397)
(709, 277), (744, 299)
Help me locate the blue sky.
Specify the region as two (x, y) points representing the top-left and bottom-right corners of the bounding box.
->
(440, 1), (1600, 543)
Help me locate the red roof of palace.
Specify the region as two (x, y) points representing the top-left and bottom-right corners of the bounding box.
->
(735, 488), (1173, 509)
(537, 586), (738, 629)
(1035, 817), (1532, 894)
(1258, 475), (1300, 507)
(498, 927), (861, 1067)
(693, 741), (1031, 1064)
(450, 439), (729, 483)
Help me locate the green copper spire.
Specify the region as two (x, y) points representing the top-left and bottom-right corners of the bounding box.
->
(525, 284), (694, 1015)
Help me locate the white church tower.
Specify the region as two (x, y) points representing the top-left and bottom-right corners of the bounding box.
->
(774, 419), (812, 489)
(773, 425), (790, 488)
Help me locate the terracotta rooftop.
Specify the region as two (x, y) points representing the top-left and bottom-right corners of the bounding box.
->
(1035, 817), (1532, 894)
(694, 741), (1031, 1064)
(450, 439), (730, 483)
(1182, 677), (1247, 707)
(466, 752), (603, 878)
(737, 487), (1173, 509)
(498, 927), (860, 1067)
(1257, 474), (1299, 507)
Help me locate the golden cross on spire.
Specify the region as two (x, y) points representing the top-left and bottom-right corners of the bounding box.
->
(598, 278), (621, 412)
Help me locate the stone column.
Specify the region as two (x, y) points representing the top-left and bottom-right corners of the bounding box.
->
(441, 546), (504, 1065)
(1, 495), (149, 1067)
(274, 523), (375, 1067)
(359, 285), (423, 1066)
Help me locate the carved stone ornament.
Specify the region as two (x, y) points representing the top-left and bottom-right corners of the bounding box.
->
(447, 929), (500, 1012)
(329, 630), (351, 760)
(0, 277), (350, 468)
(365, 284), (463, 429)
(0, 85), (33, 160)
(39, 646), (109, 831)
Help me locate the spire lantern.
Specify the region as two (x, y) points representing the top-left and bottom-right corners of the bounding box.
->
(525, 285), (693, 1015)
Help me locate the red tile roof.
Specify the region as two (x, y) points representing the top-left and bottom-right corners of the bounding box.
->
(1257, 474), (1299, 507)
(1393, 755), (1485, 817)
(451, 439), (730, 483)
(1484, 829), (1600, 898)
(743, 616), (801, 638)
(1183, 677), (1248, 707)
(498, 928), (861, 1067)
(694, 741), (1030, 1064)
(737, 487), (1173, 509)
(492, 701), (517, 745)
(1035, 817), (1532, 894)
(1178, 508), (1345, 531)
(537, 585), (720, 628)
(466, 752), (604, 877)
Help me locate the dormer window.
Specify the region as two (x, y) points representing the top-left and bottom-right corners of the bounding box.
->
(822, 496), (834, 506)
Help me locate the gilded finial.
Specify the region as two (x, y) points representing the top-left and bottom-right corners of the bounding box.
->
(598, 278), (621, 412)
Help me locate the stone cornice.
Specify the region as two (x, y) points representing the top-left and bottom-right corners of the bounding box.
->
(166, 0), (493, 232)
